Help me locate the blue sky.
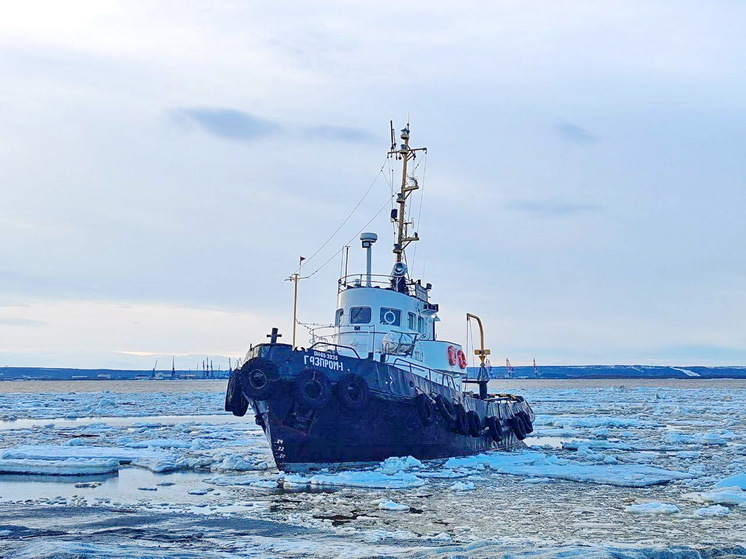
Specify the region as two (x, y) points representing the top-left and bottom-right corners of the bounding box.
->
(1, 1), (744, 368)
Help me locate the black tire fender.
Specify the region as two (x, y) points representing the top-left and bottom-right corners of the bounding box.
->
(226, 370), (250, 416)
(509, 414), (527, 440)
(336, 374), (370, 411)
(435, 394), (457, 423)
(517, 410), (534, 434)
(466, 410), (482, 437)
(486, 416), (502, 442)
(239, 358), (278, 400)
(295, 369), (332, 409)
(454, 403), (469, 434)
(225, 370), (241, 411)
(415, 393), (435, 426)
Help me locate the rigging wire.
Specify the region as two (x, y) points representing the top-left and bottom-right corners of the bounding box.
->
(302, 192), (397, 280)
(409, 152), (428, 273)
(289, 156), (388, 277)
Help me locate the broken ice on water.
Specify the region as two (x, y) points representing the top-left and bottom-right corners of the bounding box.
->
(0, 380), (744, 558)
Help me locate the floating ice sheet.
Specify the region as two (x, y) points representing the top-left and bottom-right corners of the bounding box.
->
(716, 473), (746, 489)
(1, 445), (179, 464)
(282, 471), (427, 490)
(625, 502), (680, 514)
(0, 457), (120, 476)
(443, 451), (694, 487)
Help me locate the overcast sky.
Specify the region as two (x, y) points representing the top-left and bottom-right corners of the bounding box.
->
(2, 1), (745, 369)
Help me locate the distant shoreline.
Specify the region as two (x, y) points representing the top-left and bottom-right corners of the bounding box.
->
(1, 365), (744, 381)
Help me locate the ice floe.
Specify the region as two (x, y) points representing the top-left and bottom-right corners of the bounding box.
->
(450, 481), (475, 491)
(624, 502), (680, 514)
(376, 455), (423, 475)
(692, 486), (746, 506)
(443, 451), (694, 486)
(695, 504), (731, 517)
(0, 457), (119, 475)
(282, 470), (427, 490)
(716, 473), (746, 489)
(378, 499), (409, 511)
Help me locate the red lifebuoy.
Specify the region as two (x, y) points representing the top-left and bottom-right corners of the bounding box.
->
(456, 349), (467, 369)
(447, 345), (457, 365)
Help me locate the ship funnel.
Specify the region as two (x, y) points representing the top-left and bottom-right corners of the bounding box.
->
(360, 232), (378, 286)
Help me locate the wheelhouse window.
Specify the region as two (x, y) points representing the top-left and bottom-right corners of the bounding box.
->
(380, 307), (401, 326)
(407, 312), (416, 330)
(418, 316), (425, 335)
(335, 309), (343, 326)
(350, 306), (371, 324)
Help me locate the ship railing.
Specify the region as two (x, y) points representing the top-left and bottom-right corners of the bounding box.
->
(389, 357), (458, 391)
(309, 325), (419, 358)
(337, 274), (430, 301)
(308, 325), (366, 358)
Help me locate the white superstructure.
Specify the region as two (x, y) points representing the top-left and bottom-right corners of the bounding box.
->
(308, 124), (468, 387)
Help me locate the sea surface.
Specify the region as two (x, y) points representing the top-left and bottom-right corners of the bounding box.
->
(0, 379), (744, 558)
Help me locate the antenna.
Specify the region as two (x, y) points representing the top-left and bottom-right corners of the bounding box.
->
(390, 120), (395, 151)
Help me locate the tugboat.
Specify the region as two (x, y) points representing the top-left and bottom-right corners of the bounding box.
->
(224, 124), (534, 471)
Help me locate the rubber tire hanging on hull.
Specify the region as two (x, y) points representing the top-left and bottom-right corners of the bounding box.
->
(466, 410), (482, 437)
(435, 394), (457, 424)
(295, 369), (332, 409)
(225, 371), (246, 415)
(486, 416), (502, 442)
(454, 404), (469, 435)
(239, 358), (278, 400)
(416, 393), (435, 426)
(336, 374), (370, 411)
(509, 414), (527, 440)
(516, 410), (534, 434)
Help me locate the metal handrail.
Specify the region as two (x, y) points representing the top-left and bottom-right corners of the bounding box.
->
(337, 273), (430, 300)
(390, 357), (457, 390)
(310, 325), (421, 357)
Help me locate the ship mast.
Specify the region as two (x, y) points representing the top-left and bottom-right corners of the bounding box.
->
(389, 124), (427, 264)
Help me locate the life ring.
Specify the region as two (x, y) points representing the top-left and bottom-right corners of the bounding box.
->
(486, 416), (502, 442)
(453, 403), (469, 434)
(456, 349), (467, 369)
(509, 414), (527, 440)
(238, 358), (278, 400)
(382, 310), (397, 325)
(447, 345), (457, 366)
(295, 369), (332, 409)
(415, 393), (435, 426)
(435, 394), (457, 423)
(336, 374), (370, 411)
(466, 410), (482, 437)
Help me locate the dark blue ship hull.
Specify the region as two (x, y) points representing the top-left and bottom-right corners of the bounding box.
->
(225, 343), (534, 472)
